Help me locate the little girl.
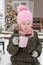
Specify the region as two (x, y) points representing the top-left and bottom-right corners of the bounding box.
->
(7, 5), (42, 65)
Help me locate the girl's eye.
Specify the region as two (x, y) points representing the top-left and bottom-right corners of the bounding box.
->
(23, 23), (26, 25)
(28, 23), (30, 25)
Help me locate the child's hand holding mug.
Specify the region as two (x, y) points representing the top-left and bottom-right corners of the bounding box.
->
(12, 37), (19, 45)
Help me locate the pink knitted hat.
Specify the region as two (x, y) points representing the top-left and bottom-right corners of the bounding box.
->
(17, 5), (33, 25)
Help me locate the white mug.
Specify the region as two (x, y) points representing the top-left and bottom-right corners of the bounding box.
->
(19, 36), (28, 48)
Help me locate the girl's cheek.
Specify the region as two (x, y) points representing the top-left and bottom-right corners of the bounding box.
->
(29, 24), (32, 28)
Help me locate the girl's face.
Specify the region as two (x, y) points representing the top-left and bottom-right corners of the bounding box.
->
(20, 21), (32, 32)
